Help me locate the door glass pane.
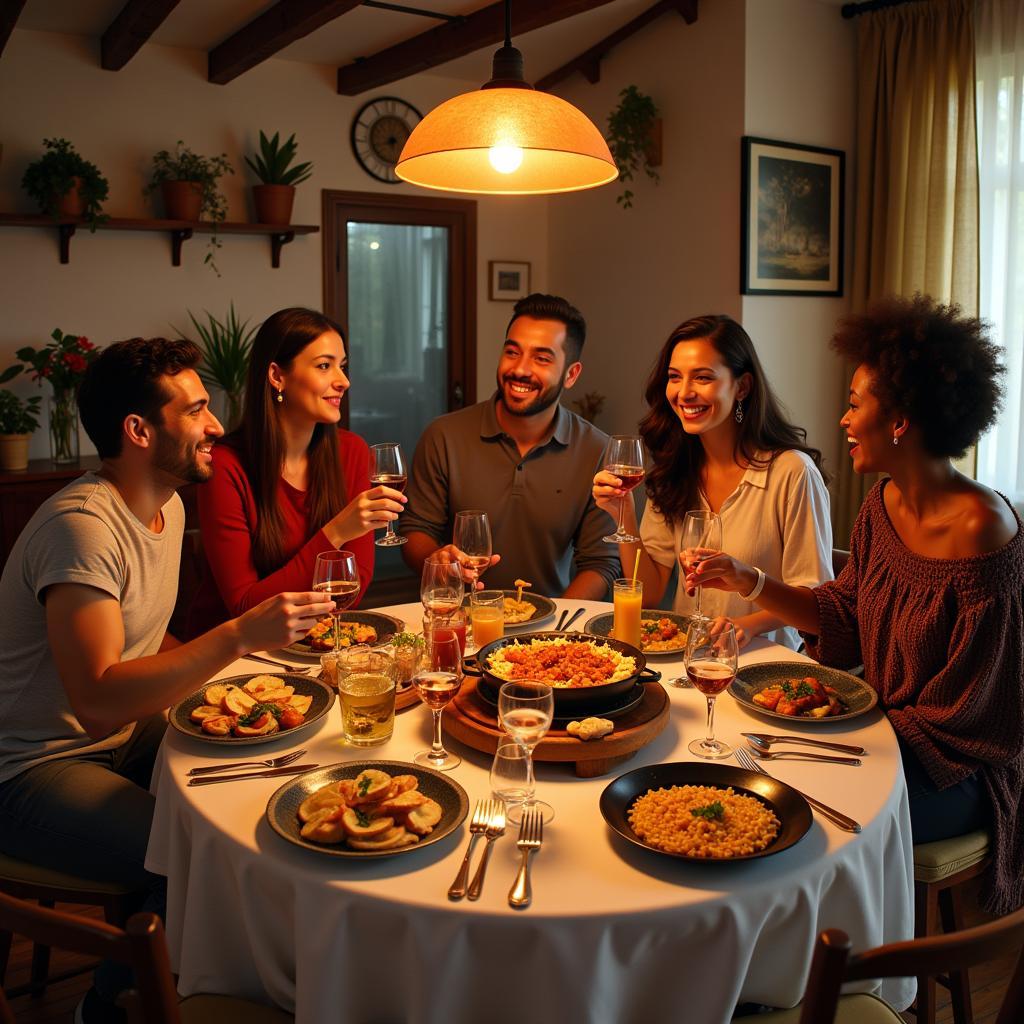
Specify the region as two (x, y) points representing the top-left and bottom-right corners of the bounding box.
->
(346, 221), (450, 579)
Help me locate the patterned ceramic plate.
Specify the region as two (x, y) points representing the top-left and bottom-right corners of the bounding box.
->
(283, 610), (405, 659)
(729, 662), (878, 724)
(583, 609), (692, 657)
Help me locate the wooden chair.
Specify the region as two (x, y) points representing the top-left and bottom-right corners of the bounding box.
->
(0, 851), (140, 998)
(0, 889), (292, 1023)
(741, 902), (1024, 1024)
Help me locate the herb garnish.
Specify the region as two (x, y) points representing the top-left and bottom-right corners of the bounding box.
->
(691, 801), (725, 821)
(238, 702), (283, 727)
(357, 776), (372, 797)
(780, 680), (816, 699)
(355, 809), (371, 828)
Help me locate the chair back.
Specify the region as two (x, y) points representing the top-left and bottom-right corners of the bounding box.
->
(798, 904), (1024, 1024)
(0, 889), (181, 1024)
(831, 548), (850, 576)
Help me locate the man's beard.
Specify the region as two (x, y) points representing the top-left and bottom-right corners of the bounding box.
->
(153, 433), (212, 485)
(497, 374), (563, 418)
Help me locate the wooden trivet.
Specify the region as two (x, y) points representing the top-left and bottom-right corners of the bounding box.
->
(443, 674), (669, 778)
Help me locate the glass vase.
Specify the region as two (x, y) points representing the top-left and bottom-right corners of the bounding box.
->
(48, 389), (79, 464)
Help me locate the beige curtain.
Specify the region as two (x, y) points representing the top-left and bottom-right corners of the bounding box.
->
(835, 0), (979, 542)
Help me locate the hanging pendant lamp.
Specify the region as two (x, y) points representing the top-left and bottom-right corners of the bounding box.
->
(395, 0), (618, 196)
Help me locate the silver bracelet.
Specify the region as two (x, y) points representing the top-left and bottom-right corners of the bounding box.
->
(740, 566), (766, 602)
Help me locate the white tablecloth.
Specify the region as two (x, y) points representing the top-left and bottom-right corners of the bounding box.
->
(147, 599), (915, 1024)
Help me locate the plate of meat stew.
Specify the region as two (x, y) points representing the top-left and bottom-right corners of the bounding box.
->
(729, 662), (878, 724)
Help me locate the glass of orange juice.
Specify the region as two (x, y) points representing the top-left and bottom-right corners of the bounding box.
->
(613, 578), (643, 649)
(469, 589), (505, 650)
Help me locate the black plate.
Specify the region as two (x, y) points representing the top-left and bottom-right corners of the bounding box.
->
(600, 762), (812, 862)
(168, 672), (334, 746)
(463, 591), (557, 631)
(266, 760), (469, 859)
(729, 662), (878, 724)
(283, 610), (405, 659)
(583, 609), (691, 658)
(475, 679), (647, 723)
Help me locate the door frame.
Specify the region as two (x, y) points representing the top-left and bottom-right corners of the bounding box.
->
(321, 189), (478, 427)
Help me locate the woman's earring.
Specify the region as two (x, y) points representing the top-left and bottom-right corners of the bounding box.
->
(734, 399), (744, 424)
(892, 433), (899, 446)
(275, 389), (284, 404)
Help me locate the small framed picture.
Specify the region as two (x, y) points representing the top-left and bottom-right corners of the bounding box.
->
(488, 261), (531, 302)
(741, 136), (845, 296)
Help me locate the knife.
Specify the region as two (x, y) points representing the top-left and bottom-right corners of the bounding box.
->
(187, 764), (318, 787)
(562, 607), (586, 631)
(554, 608), (569, 631)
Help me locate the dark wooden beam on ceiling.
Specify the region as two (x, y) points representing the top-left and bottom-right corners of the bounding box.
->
(337, 0), (618, 96)
(209, 0), (362, 86)
(0, 0), (29, 59)
(101, 0), (181, 71)
(536, 0), (697, 92)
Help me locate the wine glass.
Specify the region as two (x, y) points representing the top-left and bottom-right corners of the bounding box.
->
(685, 620), (738, 760)
(497, 681), (555, 824)
(312, 550), (359, 654)
(420, 553), (465, 620)
(453, 510), (492, 582)
(601, 435), (645, 544)
(369, 443), (408, 547)
(679, 510), (723, 619)
(412, 632), (463, 770)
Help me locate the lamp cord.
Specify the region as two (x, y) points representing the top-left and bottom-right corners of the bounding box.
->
(505, 0), (512, 49)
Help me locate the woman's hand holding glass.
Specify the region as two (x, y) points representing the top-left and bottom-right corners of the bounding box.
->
(678, 511), (723, 618)
(325, 484), (406, 548)
(682, 551), (759, 599)
(369, 443), (409, 547)
(497, 681), (555, 824)
(600, 436), (646, 544)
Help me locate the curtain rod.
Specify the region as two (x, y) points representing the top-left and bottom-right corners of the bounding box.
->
(841, 0), (919, 18)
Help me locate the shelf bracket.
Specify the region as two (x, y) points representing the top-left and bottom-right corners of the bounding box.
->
(58, 224), (76, 264)
(270, 231), (296, 269)
(171, 228), (193, 266)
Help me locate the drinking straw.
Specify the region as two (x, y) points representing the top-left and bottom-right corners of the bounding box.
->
(632, 550), (641, 585)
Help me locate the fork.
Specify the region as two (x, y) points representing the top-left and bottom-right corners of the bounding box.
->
(466, 802), (507, 900)
(187, 748), (307, 777)
(448, 799), (493, 900)
(735, 747), (861, 833)
(508, 809), (543, 908)
(746, 746), (861, 766)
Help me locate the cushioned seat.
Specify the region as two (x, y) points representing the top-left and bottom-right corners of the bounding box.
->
(743, 992), (902, 1023)
(912, 830), (990, 884)
(180, 993), (293, 1023)
(0, 852), (137, 896)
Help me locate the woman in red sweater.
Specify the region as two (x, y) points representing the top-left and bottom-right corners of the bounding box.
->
(186, 308), (405, 636)
(688, 296), (1022, 914)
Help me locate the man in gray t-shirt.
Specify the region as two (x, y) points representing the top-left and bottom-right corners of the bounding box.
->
(401, 294), (619, 598)
(0, 337), (334, 1021)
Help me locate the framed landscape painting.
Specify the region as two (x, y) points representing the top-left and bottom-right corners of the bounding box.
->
(489, 261), (530, 301)
(741, 137), (844, 296)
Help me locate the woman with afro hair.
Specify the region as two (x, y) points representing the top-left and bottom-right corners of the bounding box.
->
(689, 294), (1023, 913)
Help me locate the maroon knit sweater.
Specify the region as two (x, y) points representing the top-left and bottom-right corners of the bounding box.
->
(805, 482), (1024, 914)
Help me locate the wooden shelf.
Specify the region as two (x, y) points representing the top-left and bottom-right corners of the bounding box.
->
(0, 214), (319, 268)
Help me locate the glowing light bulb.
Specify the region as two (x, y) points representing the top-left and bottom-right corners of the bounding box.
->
(488, 145), (523, 174)
(369, 241), (380, 250)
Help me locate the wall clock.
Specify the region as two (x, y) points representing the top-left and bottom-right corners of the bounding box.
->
(350, 96), (423, 184)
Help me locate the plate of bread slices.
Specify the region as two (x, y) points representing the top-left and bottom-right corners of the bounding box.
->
(267, 761), (469, 858)
(169, 673), (335, 745)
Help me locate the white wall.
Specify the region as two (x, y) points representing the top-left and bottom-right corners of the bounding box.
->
(0, 30), (548, 457)
(742, 0), (857, 480)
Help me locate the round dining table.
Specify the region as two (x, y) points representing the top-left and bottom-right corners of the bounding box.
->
(146, 599), (915, 1024)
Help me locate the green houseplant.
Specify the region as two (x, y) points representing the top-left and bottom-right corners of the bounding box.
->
(21, 138), (109, 230)
(606, 86), (661, 209)
(0, 390), (41, 471)
(144, 141), (234, 274)
(175, 303), (256, 430)
(245, 131), (313, 225)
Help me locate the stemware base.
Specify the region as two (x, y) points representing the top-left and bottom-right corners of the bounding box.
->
(414, 749), (461, 771)
(376, 533), (408, 547)
(507, 799), (554, 825)
(688, 738), (733, 760)
(603, 530), (640, 544)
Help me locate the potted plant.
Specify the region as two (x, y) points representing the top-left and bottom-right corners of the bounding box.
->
(175, 303), (256, 430)
(21, 137), (109, 230)
(0, 329), (99, 464)
(245, 131), (313, 225)
(0, 390), (42, 471)
(606, 86), (661, 209)
(144, 141), (233, 273)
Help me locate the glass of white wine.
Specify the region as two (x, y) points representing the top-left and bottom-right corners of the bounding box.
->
(312, 550), (359, 654)
(369, 442), (408, 547)
(412, 632), (463, 770)
(685, 620), (738, 760)
(679, 510), (723, 619)
(452, 510), (492, 582)
(497, 680), (555, 824)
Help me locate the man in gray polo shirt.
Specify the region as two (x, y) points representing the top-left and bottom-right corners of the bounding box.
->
(401, 293), (619, 598)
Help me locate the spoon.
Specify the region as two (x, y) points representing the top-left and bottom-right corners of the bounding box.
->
(746, 745), (861, 766)
(742, 732), (865, 755)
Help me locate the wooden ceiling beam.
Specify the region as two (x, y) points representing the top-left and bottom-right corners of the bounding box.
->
(101, 0), (181, 71)
(0, 0), (29, 59)
(536, 0), (697, 93)
(337, 0), (618, 96)
(209, 0), (362, 86)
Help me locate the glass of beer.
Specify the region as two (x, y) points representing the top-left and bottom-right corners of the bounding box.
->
(339, 650), (397, 747)
(469, 589), (504, 650)
(612, 577), (643, 649)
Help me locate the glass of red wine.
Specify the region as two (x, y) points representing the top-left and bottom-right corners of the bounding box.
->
(312, 550), (359, 655)
(413, 631), (463, 770)
(685, 620), (738, 759)
(601, 435), (645, 544)
(370, 442), (408, 547)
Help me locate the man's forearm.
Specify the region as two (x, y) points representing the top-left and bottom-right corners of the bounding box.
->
(562, 570), (610, 601)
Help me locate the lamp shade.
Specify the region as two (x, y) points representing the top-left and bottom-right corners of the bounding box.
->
(395, 87), (618, 195)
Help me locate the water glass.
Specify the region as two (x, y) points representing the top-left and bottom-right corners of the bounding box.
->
(497, 680), (555, 824)
(490, 742), (531, 808)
